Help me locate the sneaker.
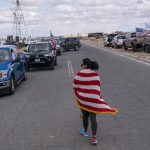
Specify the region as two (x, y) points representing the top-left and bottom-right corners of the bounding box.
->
(80, 129), (89, 137)
(91, 137), (98, 145)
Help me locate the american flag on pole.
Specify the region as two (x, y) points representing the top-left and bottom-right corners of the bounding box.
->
(136, 28), (150, 37)
(50, 30), (57, 49)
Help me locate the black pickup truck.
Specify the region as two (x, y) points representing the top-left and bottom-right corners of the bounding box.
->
(61, 38), (81, 51)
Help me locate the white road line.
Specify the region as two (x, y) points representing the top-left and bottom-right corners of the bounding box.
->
(84, 43), (150, 67)
(67, 60), (72, 77)
(68, 59), (75, 77)
(67, 59), (75, 78)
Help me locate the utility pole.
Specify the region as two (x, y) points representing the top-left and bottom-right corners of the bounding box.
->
(13, 0), (25, 41)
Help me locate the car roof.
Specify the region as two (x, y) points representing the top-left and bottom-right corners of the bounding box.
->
(29, 42), (50, 45)
(116, 35), (126, 37)
(0, 45), (17, 50)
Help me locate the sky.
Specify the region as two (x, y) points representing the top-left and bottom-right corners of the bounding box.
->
(0, 0), (150, 38)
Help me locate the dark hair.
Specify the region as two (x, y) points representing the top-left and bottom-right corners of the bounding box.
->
(82, 58), (99, 70)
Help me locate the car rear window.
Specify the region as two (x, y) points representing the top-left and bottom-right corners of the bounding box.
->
(28, 43), (50, 52)
(131, 33), (136, 38)
(0, 49), (10, 62)
(118, 36), (126, 39)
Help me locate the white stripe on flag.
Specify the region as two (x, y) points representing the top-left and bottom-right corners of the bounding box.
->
(78, 99), (111, 109)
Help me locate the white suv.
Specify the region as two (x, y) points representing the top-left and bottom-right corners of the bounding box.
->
(111, 35), (126, 48)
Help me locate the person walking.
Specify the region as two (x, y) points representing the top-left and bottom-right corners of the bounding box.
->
(73, 58), (118, 145)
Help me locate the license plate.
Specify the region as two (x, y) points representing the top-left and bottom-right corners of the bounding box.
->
(35, 59), (40, 62)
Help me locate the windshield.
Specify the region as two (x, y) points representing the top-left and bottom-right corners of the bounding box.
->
(0, 49), (10, 62)
(118, 36), (126, 39)
(58, 38), (65, 43)
(28, 43), (50, 52)
(107, 35), (115, 41)
(131, 33), (136, 38)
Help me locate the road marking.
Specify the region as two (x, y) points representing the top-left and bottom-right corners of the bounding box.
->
(67, 60), (72, 77)
(67, 59), (75, 77)
(83, 43), (150, 67)
(69, 60), (75, 77)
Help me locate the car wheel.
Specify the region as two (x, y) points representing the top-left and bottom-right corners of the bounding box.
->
(74, 45), (79, 51)
(132, 45), (137, 52)
(123, 44), (128, 50)
(22, 70), (27, 81)
(144, 45), (150, 53)
(114, 44), (118, 49)
(54, 56), (57, 66)
(49, 60), (54, 70)
(26, 64), (30, 72)
(57, 51), (61, 56)
(9, 76), (15, 95)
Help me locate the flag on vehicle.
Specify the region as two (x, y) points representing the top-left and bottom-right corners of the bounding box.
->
(145, 23), (150, 29)
(136, 28), (150, 37)
(50, 30), (57, 49)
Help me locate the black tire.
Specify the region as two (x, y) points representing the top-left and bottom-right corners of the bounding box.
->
(114, 44), (118, 49)
(59, 51), (61, 56)
(144, 45), (150, 53)
(9, 76), (15, 95)
(132, 45), (137, 52)
(49, 60), (54, 70)
(22, 70), (27, 81)
(26, 64), (30, 72)
(104, 43), (107, 47)
(54, 56), (57, 66)
(123, 43), (128, 50)
(74, 45), (79, 51)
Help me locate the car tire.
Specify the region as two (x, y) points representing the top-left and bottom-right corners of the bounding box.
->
(59, 51), (61, 56)
(22, 70), (27, 81)
(26, 64), (30, 72)
(132, 45), (137, 52)
(54, 56), (57, 66)
(74, 45), (79, 51)
(124, 45), (128, 50)
(49, 60), (54, 70)
(9, 76), (15, 95)
(144, 45), (150, 53)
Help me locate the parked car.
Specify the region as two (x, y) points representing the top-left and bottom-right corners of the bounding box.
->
(24, 42), (57, 71)
(143, 41), (150, 53)
(123, 32), (150, 52)
(123, 32), (137, 51)
(0, 45), (27, 95)
(104, 33), (118, 47)
(111, 35), (126, 48)
(61, 38), (81, 51)
(56, 41), (62, 56)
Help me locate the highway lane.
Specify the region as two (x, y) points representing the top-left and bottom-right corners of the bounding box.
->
(0, 43), (150, 150)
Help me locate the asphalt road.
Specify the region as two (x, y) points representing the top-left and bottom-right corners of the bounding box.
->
(0, 43), (150, 150)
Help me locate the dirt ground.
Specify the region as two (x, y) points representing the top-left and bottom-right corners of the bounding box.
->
(81, 38), (150, 62)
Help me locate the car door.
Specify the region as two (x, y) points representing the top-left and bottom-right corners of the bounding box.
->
(15, 48), (25, 77)
(11, 50), (20, 82)
(11, 48), (24, 82)
(65, 39), (70, 49)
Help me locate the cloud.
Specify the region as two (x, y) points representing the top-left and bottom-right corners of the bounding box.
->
(0, 0), (150, 37)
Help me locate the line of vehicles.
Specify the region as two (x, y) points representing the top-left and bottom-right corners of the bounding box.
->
(104, 33), (150, 53)
(0, 37), (81, 95)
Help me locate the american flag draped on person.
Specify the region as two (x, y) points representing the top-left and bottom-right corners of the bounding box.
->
(50, 30), (57, 49)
